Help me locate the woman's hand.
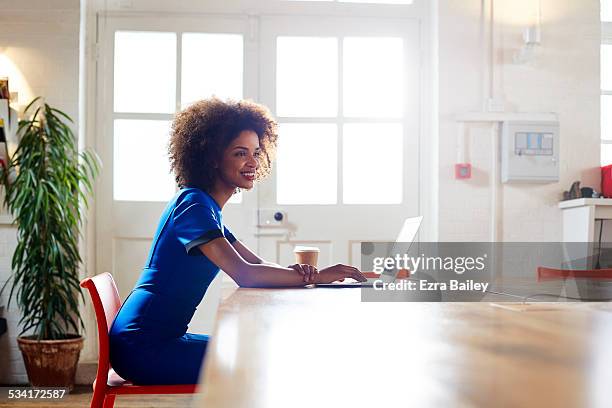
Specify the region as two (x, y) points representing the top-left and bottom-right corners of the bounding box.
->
(288, 263), (319, 283)
(315, 264), (367, 284)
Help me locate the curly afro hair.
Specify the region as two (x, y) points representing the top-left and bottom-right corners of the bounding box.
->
(169, 98), (278, 193)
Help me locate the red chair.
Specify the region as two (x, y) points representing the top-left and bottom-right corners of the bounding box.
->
(537, 266), (612, 281)
(80, 273), (198, 408)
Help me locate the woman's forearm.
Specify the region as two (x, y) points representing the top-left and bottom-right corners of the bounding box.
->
(239, 263), (309, 288)
(198, 239), (311, 288)
(259, 260), (284, 268)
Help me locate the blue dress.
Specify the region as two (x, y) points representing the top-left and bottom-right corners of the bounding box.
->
(109, 187), (236, 385)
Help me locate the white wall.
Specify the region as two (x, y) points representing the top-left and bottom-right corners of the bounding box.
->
(437, 0), (601, 242)
(0, 0), (80, 384)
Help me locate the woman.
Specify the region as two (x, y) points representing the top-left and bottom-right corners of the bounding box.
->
(109, 98), (367, 385)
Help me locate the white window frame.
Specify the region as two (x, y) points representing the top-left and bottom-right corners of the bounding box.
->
(88, 0), (436, 231)
(602, 14), (612, 161)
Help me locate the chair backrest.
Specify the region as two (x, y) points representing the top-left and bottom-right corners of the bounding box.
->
(80, 272), (123, 385)
(537, 266), (612, 281)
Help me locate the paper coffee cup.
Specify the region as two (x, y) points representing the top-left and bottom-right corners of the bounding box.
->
(293, 245), (320, 267)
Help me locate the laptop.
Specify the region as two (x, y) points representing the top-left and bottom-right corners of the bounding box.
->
(316, 216), (423, 288)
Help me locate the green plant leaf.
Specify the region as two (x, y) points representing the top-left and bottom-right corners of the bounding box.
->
(23, 96), (42, 113)
(1, 97), (100, 339)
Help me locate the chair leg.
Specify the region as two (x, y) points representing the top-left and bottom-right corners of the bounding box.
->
(102, 394), (116, 408)
(90, 385), (106, 408)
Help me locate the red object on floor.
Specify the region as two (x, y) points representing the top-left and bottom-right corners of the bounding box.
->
(537, 267), (612, 281)
(80, 273), (197, 408)
(602, 164), (612, 198)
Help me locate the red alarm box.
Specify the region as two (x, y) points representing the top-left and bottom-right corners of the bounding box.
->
(455, 163), (471, 179)
(602, 164), (612, 198)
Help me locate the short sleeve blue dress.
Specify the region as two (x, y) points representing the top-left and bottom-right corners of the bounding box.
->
(109, 187), (236, 385)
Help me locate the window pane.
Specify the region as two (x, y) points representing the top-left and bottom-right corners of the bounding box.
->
(603, 95), (612, 141)
(603, 0), (612, 22)
(343, 123), (402, 204)
(602, 143), (612, 166)
(277, 124), (337, 204)
(181, 33), (243, 108)
(114, 31), (176, 113)
(343, 37), (403, 118)
(114, 120), (176, 201)
(602, 44), (612, 91)
(276, 37), (338, 117)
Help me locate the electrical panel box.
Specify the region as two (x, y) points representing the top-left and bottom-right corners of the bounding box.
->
(501, 120), (559, 183)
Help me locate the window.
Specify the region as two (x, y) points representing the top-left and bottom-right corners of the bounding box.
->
(602, 1), (612, 164)
(343, 123), (403, 204)
(181, 33), (244, 108)
(603, 0), (612, 22)
(113, 119), (175, 201)
(276, 37), (337, 117)
(276, 123), (338, 204)
(112, 31), (244, 201)
(275, 36), (405, 204)
(114, 32), (176, 114)
(343, 37), (403, 118)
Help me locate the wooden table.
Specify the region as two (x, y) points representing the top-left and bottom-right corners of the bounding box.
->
(194, 283), (612, 408)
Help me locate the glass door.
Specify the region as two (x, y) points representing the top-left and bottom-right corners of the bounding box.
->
(257, 15), (421, 268)
(97, 15), (256, 333)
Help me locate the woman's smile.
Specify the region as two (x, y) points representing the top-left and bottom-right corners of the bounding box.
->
(240, 170), (256, 181)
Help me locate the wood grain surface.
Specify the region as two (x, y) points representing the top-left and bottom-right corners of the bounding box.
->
(194, 283), (612, 408)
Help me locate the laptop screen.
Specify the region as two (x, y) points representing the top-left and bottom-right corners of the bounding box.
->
(379, 216), (423, 282)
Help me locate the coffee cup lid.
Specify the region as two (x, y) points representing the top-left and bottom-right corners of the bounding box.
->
(293, 245), (320, 253)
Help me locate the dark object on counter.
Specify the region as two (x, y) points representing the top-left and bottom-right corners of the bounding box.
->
(0, 317), (6, 336)
(562, 181), (582, 201)
(569, 181), (582, 199)
(581, 187), (594, 198)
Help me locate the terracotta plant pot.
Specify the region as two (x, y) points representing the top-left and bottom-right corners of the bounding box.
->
(17, 334), (84, 391)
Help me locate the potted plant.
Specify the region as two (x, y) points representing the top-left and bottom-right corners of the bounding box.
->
(0, 97), (100, 390)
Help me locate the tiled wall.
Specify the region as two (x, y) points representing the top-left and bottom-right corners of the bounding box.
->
(0, 0), (79, 384)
